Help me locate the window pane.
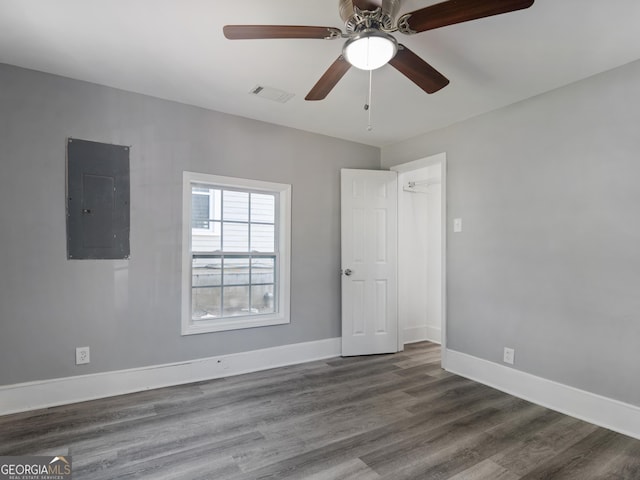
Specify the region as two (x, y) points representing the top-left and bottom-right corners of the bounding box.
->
(191, 193), (209, 229)
(192, 287), (221, 320)
(223, 257), (250, 286)
(250, 224), (275, 252)
(223, 223), (249, 251)
(192, 223), (221, 253)
(192, 185), (221, 220)
(222, 286), (251, 317)
(251, 193), (275, 224)
(223, 190), (249, 222)
(252, 257), (274, 284)
(252, 285), (275, 314)
(192, 257), (221, 287)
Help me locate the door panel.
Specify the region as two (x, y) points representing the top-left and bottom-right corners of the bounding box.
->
(341, 169), (398, 356)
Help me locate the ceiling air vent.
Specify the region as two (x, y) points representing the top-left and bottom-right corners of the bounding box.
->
(249, 85), (295, 104)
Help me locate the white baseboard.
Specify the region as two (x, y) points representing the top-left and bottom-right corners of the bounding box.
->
(403, 326), (427, 344)
(403, 326), (441, 345)
(426, 326), (441, 344)
(446, 348), (640, 440)
(0, 338), (341, 416)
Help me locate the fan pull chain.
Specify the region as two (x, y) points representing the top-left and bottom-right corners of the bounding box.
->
(364, 69), (373, 131)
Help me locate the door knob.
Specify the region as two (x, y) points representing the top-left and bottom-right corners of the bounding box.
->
(344, 268), (353, 276)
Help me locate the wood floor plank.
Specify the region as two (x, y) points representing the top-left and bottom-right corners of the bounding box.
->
(391, 406), (563, 480)
(361, 399), (542, 478)
(519, 428), (640, 480)
(302, 458), (381, 480)
(2, 341), (639, 480)
(446, 458), (519, 480)
(75, 430), (259, 480)
(490, 414), (600, 476)
(238, 399), (525, 480)
(234, 390), (415, 472)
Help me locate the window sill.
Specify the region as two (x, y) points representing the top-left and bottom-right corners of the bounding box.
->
(181, 314), (289, 335)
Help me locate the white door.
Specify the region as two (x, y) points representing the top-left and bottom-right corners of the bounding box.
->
(341, 168), (398, 356)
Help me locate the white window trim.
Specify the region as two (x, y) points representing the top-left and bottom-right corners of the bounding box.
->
(181, 171), (291, 335)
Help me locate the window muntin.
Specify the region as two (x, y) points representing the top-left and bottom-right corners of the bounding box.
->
(182, 172), (290, 334)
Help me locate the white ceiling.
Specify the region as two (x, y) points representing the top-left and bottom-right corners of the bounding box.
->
(1, 0), (639, 147)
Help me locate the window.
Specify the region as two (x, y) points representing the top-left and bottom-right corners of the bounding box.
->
(182, 172), (291, 334)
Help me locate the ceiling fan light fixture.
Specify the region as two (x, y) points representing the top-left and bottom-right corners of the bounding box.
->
(343, 30), (398, 71)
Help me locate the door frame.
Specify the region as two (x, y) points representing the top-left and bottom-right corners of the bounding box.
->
(391, 152), (448, 369)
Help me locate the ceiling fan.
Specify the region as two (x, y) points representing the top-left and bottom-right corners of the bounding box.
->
(224, 0), (535, 101)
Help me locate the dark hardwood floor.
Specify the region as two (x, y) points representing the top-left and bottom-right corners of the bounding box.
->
(1, 342), (640, 479)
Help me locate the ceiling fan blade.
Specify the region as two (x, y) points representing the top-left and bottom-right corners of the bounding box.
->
(223, 25), (341, 40)
(398, 0), (534, 34)
(305, 56), (352, 101)
(389, 45), (449, 94)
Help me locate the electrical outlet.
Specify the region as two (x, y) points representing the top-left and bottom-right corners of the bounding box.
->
(76, 346), (90, 365)
(503, 347), (515, 365)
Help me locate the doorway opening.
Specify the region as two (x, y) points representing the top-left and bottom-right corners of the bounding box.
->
(392, 153), (446, 364)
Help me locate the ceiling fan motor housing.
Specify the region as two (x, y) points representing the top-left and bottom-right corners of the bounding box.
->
(339, 0), (402, 33)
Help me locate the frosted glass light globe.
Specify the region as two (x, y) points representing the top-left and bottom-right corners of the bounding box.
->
(343, 30), (398, 71)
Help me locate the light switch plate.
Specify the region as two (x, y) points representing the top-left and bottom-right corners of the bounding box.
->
(453, 218), (463, 233)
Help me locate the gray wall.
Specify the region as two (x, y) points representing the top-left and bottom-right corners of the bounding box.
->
(383, 59), (640, 407)
(0, 63), (380, 386)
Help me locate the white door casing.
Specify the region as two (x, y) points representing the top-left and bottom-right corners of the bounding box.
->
(341, 169), (398, 356)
